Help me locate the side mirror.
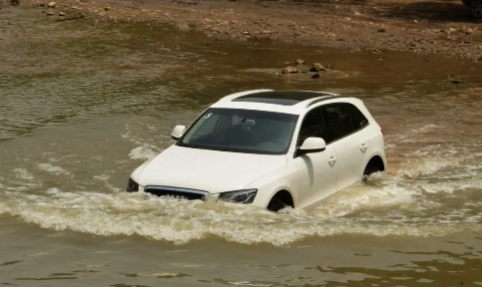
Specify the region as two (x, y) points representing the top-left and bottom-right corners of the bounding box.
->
(298, 137), (326, 155)
(171, 125), (186, 140)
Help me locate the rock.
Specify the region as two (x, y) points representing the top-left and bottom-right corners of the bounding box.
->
(311, 73), (320, 79)
(281, 66), (298, 74)
(309, 62), (326, 72)
(46, 8), (54, 15)
(47, 1), (56, 7)
(378, 28), (386, 33)
(295, 59), (305, 65)
(59, 11), (65, 16)
(104, 6), (110, 11)
(448, 74), (463, 84)
(465, 28), (474, 35)
(10, 0), (19, 5)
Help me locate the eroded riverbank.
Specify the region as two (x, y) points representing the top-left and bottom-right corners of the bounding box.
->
(1, 5), (482, 287)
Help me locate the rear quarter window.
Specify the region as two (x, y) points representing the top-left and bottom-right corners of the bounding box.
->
(345, 103), (369, 130)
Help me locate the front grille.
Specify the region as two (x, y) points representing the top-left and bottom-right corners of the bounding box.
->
(143, 185), (209, 201)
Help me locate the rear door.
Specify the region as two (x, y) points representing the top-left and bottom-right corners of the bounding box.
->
(321, 103), (371, 190)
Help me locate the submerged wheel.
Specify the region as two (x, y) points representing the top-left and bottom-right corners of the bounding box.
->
(267, 191), (294, 212)
(362, 156), (385, 182)
(471, 0), (482, 19)
(362, 164), (380, 182)
(267, 197), (286, 212)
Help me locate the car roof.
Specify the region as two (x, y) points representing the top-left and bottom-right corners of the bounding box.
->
(210, 89), (356, 115)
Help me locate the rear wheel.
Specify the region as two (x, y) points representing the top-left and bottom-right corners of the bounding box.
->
(471, 0), (482, 18)
(362, 164), (380, 182)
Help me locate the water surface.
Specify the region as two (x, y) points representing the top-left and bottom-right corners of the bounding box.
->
(1, 6), (482, 287)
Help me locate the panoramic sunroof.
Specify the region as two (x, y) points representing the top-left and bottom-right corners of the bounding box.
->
(232, 91), (324, 106)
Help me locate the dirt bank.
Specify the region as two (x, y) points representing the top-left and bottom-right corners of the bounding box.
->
(8, 0), (482, 61)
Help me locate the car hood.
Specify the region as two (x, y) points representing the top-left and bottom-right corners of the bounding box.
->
(138, 145), (287, 193)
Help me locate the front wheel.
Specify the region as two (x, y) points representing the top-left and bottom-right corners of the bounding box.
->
(267, 197), (286, 212)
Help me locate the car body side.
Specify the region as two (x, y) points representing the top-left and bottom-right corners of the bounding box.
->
(234, 97), (386, 211)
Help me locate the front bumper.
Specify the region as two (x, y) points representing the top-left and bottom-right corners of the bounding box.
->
(126, 178), (257, 204)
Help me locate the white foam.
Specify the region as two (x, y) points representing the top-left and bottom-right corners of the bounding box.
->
(7, 168), (42, 192)
(128, 146), (159, 161)
(2, 116), (482, 246)
(0, 182), (481, 246)
(45, 187), (61, 195)
(228, 282), (273, 287)
(37, 163), (71, 176)
(13, 168), (35, 181)
(94, 175), (110, 181)
(310, 179), (417, 219)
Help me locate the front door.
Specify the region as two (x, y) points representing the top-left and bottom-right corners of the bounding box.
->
(294, 106), (338, 209)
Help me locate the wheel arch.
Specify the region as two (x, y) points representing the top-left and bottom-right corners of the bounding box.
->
(364, 155), (386, 174)
(267, 189), (295, 209)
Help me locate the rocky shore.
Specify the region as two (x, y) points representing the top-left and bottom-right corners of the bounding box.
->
(4, 0), (482, 61)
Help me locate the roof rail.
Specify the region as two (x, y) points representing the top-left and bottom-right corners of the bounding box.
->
(305, 92), (342, 107)
(217, 89), (274, 103)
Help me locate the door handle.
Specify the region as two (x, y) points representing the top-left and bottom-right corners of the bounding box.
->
(328, 156), (336, 165)
(360, 143), (367, 152)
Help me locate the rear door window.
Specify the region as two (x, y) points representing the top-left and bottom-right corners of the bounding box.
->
(321, 103), (369, 143)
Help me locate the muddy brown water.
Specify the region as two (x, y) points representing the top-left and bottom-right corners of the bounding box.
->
(2, 5), (482, 287)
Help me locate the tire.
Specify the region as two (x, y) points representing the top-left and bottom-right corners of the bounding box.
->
(471, 0), (482, 19)
(267, 197), (286, 212)
(362, 164), (380, 182)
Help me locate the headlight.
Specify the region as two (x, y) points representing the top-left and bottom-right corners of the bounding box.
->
(126, 177), (139, 192)
(219, 189), (257, 204)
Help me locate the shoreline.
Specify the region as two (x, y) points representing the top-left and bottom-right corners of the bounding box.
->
(12, 0), (482, 61)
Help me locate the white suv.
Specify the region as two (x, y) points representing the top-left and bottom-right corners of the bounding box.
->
(126, 89), (386, 212)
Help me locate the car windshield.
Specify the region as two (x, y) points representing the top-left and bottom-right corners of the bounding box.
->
(178, 108), (299, 155)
